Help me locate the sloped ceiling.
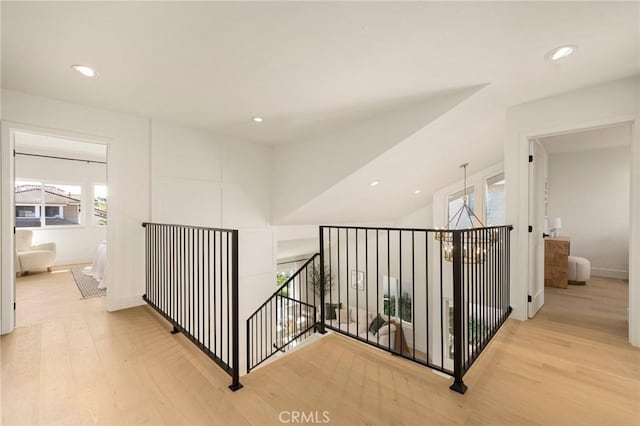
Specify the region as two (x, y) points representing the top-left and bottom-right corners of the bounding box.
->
(271, 84), (486, 223)
(279, 87), (505, 224)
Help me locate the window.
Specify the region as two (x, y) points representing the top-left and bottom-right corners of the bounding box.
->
(485, 173), (505, 226)
(45, 184), (81, 226)
(447, 187), (475, 229)
(277, 271), (291, 286)
(16, 205), (38, 217)
(15, 181), (81, 227)
(15, 181), (43, 228)
(45, 205), (62, 218)
(93, 185), (108, 226)
(383, 276), (412, 324)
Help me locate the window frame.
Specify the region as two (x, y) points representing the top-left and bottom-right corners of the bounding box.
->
(383, 276), (413, 326)
(484, 172), (506, 226)
(446, 185), (476, 228)
(14, 180), (84, 229)
(441, 168), (506, 227)
(92, 183), (108, 227)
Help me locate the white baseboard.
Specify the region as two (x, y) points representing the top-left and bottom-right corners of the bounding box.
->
(592, 267), (629, 280)
(107, 295), (145, 312)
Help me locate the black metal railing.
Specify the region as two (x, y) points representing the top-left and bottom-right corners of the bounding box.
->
(319, 225), (512, 394)
(450, 226), (512, 393)
(142, 222), (242, 391)
(246, 254), (321, 373)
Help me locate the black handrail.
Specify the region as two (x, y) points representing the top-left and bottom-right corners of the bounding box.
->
(142, 221), (237, 233)
(246, 253), (321, 373)
(451, 226), (513, 393)
(250, 253), (320, 315)
(319, 225), (513, 394)
(142, 222), (242, 391)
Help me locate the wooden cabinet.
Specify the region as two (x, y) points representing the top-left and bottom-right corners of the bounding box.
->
(544, 237), (570, 289)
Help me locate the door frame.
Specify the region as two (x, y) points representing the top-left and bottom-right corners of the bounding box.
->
(518, 115), (639, 346)
(527, 139), (548, 318)
(1, 121), (110, 334)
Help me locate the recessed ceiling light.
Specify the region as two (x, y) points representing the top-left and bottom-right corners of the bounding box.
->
(253, 117), (264, 123)
(369, 180), (380, 187)
(414, 189), (421, 195)
(71, 64), (98, 77)
(545, 45), (577, 61)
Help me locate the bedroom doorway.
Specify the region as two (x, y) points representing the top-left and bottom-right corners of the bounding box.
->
(527, 122), (632, 341)
(11, 129), (109, 328)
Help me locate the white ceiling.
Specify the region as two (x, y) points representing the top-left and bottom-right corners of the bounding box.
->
(2, 2), (638, 145)
(540, 124), (632, 155)
(3, 2), (639, 225)
(14, 131), (107, 162)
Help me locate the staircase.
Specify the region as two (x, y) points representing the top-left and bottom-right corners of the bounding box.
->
(246, 253), (321, 372)
(246, 224), (513, 394)
(143, 222), (513, 394)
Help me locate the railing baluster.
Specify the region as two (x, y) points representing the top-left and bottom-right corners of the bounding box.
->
(439, 236), (444, 370)
(346, 228), (350, 335)
(412, 230), (415, 360)
(387, 230), (391, 353)
(399, 230), (403, 356)
(376, 229), (379, 346)
(219, 231), (223, 358)
(355, 229), (359, 339)
(365, 229), (369, 342)
(450, 231), (467, 394)
(337, 230), (341, 325)
(142, 222), (242, 391)
(240, 224), (513, 395)
(326, 227), (331, 331)
(425, 230), (429, 365)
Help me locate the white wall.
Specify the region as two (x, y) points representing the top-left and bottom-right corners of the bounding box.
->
(150, 120), (275, 374)
(547, 146), (630, 279)
(14, 153), (107, 265)
(394, 203), (433, 229)
(1, 89), (151, 333)
(505, 75), (639, 346)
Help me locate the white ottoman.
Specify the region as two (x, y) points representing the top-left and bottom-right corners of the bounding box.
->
(568, 256), (591, 285)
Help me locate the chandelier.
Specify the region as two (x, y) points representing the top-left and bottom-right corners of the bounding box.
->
(435, 163), (496, 263)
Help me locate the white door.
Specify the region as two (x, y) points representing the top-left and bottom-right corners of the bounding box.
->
(528, 140), (548, 318)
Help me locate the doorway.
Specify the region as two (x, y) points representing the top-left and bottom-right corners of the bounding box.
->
(528, 123), (632, 339)
(8, 129), (109, 329)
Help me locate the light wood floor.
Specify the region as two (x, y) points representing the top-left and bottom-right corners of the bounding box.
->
(15, 266), (104, 328)
(2, 272), (639, 425)
(535, 275), (629, 340)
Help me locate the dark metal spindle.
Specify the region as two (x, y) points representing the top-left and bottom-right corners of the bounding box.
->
(412, 231), (415, 360)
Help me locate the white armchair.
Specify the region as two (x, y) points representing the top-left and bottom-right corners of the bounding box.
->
(15, 229), (56, 276)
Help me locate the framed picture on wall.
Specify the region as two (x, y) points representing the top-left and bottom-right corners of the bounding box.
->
(351, 270), (365, 291)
